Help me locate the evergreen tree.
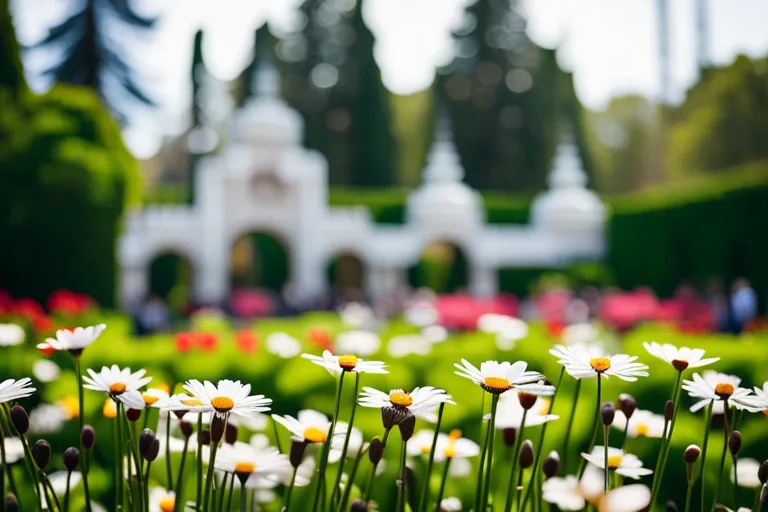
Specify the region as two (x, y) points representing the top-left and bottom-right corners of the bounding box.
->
(237, 23), (274, 108)
(0, 0), (25, 96)
(33, 0), (157, 123)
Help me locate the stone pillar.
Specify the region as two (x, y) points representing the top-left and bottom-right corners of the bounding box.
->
(195, 162), (229, 306)
(292, 247), (326, 304)
(470, 266), (498, 298)
(119, 265), (148, 311)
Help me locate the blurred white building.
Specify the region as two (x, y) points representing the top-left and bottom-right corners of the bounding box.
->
(117, 64), (605, 309)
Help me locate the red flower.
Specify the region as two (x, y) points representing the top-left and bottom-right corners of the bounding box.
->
(32, 315), (54, 334)
(175, 332), (195, 352)
(547, 320), (565, 338)
(14, 298), (44, 321)
(48, 290), (94, 317)
(308, 327), (333, 352)
(198, 332), (218, 352)
(38, 343), (56, 356)
(235, 330), (258, 354)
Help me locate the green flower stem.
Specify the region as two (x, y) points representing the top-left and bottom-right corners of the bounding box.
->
(650, 371), (684, 507)
(604, 426), (610, 493)
(165, 413), (173, 491)
(562, 379), (581, 473)
(480, 394), (500, 511)
(621, 420), (630, 450)
(75, 357), (92, 512)
(734, 455), (741, 510)
(240, 479), (247, 512)
(195, 415), (203, 511)
(434, 458), (452, 512)
(473, 412), (492, 512)
(699, 401), (714, 510)
(203, 426), (221, 512)
(122, 407), (145, 512)
(503, 409), (528, 512)
(271, 416), (283, 454)
(331, 372), (361, 509)
(338, 442), (367, 512)
(64, 470), (72, 512)
(284, 465), (299, 511)
(117, 402), (125, 510)
(312, 370), (346, 512)
(172, 436), (190, 512)
(712, 401), (731, 511)
(0, 406), (23, 510)
(217, 471), (230, 512)
(0, 419), (7, 512)
(396, 439), (408, 512)
(363, 428), (390, 501)
(144, 461), (153, 512)
(752, 486), (760, 512)
(578, 374), (602, 478)
(418, 402), (446, 512)
(225, 472), (236, 512)
(40, 471), (58, 512)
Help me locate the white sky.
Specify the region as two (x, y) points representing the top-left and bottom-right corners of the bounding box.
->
(11, 0), (768, 158)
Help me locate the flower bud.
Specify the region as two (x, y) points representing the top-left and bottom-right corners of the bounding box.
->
(32, 440), (51, 470)
(543, 451), (560, 479)
(601, 402), (615, 426)
(664, 400), (674, 422)
(758, 460), (768, 484)
(617, 394), (636, 420)
(290, 441), (307, 469)
(519, 440), (534, 469)
(502, 428), (516, 448)
(210, 415), (225, 444)
(729, 431), (742, 456)
(173, 410), (187, 420)
(199, 430), (211, 446)
(684, 445), (700, 464)
(5, 495), (18, 512)
(10, 405), (29, 435)
(225, 423), (238, 445)
(63, 447), (80, 471)
(398, 413), (416, 442)
(144, 438), (160, 462)
(368, 437), (384, 465)
(81, 425), (96, 450)
(518, 392), (538, 411)
(179, 421), (193, 438)
(126, 408), (142, 422)
(665, 500), (678, 512)
(139, 428), (156, 458)
(350, 498), (368, 511)
(382, 407), (408, 431)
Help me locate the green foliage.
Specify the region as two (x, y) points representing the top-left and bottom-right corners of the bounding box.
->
(0, 84), (141, 306)
(0, 0), (25, 95)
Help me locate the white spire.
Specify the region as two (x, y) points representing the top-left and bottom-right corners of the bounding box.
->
(423, 109), (464, 183)
(252, 57), (280, 99)
(548, 129), (587, 189)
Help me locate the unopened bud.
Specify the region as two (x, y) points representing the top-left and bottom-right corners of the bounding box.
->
(729, 431), (742, 456)
(503, 428), (516, 448)
(382, 407), (408, 430)
(5, 495), (18, 512)
(350, 498), (368, 511)
(63, 447), (80, 471)
(664, 400), (674, 422)
(10, 405), (29, 435)
(210, 415), (225, 444)
(173, 410), (187, 420)
(518, 392), (538, 410)
(665, 500), (678, 512)
(290, 441), (307, 469)
(601, 402), (616, 426)
(199, 430), (211, 446)
(179, 421), (193, 438)
(126, 408), (142, 422)
(32, 440), (51, 469)
(758, 460), (768, 484)
(368, 437), (384, 465)
(519, 440), (534, 469)
(139, 428), (156, 457)
(543, 451), (560, 479)
(144, 438), (160, 462)
(684, 445), (701, 464)
(617, 394), (636, 420)
(81, 425), (96, 450)
(398, 413), (416, 442)
(225, 423), (238, 445)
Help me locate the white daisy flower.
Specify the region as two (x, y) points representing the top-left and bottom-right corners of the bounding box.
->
(2, 437), (25, 464)
(37, 324), (106, 355)
(214, 441), (291, 484)
(82, 365), (152, 396)
(478, 314), (527, 339)
(682, 371), (760, 412)
(549, 345), (649, 382)
(580, 446), (653, 479)
(229, 412), (268, 431)
(183, 379), (272, 418)
(32, 359), (61, 383)
(358, 386), (454, 422)
(328, 422), (364, 463)
(0, 377), (36, 404)
(748, 382), (768, 413)
(422, 325), (448, 344)
(141, 387), (171, 407)
(643, 342), (720, 372)
(544, 467), (651, 511)
(561, 323), (600, 346)
(407, 429), (480, 463)
(387, 334), (432, 358)
(543, 475), (587, 510)
(149, 488), (176, 512)
(439, 497), (462, 511)
(495, 388), (559, 429)
(732, 458), (762, 488)
(335, 330), (381, 357)
(28, 404), (66, 434)
(301, 350), (388, 376)
(598, 484), (652, 512)
(265, 332), (301, 359)
(453, 359), (549, 395)
(271, 409), (346, 445)
(404, 304), (439, 328)
(611, 410), (665, 439)
(0, 323), (25, 346)
(338, 302), (375, 329)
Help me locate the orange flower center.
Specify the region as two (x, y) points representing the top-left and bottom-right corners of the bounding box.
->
(143, 393), (160, 405)
(103, 399), (117, 419)
(234, 462), (255, 474)
(109, 383), (127, 394)
(158, 497), (175, 512)
(338, 355), (358, 371)
(482, 377), (511, 393)
(538, 398), (551, 415)
(157, 384), (171, 394)
(607, 455), (623, 469)
(443, 429), (462, 458)
(389, 391), (413, 407)
(304, 427), (328, 444)
(589, 357), (611, 372)
(715, 383), (734, 398)
(211, 396), (235, 412)
(57, 396), (79, 419)
(635, 423), (649, 437)
(181, 398), (202, 407)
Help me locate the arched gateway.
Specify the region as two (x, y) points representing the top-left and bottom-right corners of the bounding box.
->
(118, 65), (606, 310)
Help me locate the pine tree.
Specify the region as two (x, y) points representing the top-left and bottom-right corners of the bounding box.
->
(237, 23), (274, 108)
(0, 0), (26, 96)
(33, 0), (157, 123)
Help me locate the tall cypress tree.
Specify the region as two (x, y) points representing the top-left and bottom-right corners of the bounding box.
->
(0, 0), (26, 96)
(32, 0), (157, 123)
(238, 23), (274, 108)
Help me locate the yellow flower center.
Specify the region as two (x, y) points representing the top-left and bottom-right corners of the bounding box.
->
(635, 423), (649, 437)
(389, 391), (413, 407)
(304, 427), (328, 443)
(103, 399), (117, 419)
(210, 396), (235, 412)
(157, 384), (171, 394)
(482, 377), (511, 393)
(443, 429), (462, 458)
(181, 398), (202, 407)
(143, 393), (160, 405)
(420, 445), (431, 455)
(589, 357), (611, 372)
(109, 382), (127, 394)
(57, 396), (79, 420)
(538, 399), (551, 415)
(234, 462), (255, 474)
(715, 383), (734, 398)
(607, 455), (622, 469)
(158, 497), (175, 512)
(338, 355), (358, 371)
